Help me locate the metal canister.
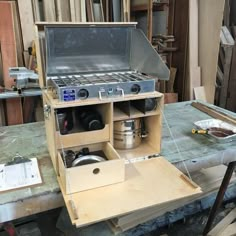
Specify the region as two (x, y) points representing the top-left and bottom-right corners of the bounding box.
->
(114, 119), (142, 149)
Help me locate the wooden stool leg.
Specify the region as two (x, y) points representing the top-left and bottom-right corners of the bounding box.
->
(203, 161), (236, 235)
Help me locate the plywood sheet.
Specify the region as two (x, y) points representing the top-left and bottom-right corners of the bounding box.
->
(59, 157), (201, 227)
(199, 0), (225, 103)
(0, 2), (23, 125)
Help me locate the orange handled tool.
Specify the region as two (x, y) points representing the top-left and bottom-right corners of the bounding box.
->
(192, 129), (208, 134)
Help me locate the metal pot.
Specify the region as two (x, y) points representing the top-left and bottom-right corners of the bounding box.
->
(72, 155), (106, 167)
(114, 119), (142, 149)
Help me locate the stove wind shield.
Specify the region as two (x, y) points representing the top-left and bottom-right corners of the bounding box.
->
(45, 24), (169, 101)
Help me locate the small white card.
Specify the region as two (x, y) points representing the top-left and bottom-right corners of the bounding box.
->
(0, 158), (42, 192)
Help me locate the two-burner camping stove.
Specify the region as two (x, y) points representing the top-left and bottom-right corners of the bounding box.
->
(45, 24), (169, 101)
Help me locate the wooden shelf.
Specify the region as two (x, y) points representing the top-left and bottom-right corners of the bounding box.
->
(55, 124), (110, 149)
(113, 106), (160, 121)
(116, 141), (159, 160)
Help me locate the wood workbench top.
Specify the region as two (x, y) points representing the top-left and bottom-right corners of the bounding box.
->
(0, 101), (235, 222)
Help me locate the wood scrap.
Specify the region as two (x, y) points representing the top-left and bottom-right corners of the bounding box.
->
(194, 87), (207, 102)
(0, 1), (23, 125)
(191, 102), (236, 126)
(207, 208), (236, 236)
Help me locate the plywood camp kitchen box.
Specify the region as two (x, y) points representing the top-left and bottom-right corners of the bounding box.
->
(35, 22), (202, 227)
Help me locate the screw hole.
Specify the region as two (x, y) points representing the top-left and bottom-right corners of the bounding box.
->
(93, 168), (100, 174)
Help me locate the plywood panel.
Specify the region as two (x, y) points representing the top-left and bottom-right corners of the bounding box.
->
(59, 157), (201, 227)
(199, 0), (225, 103)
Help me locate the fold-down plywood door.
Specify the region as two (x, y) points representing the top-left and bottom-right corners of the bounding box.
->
(59, 157), (202, 227)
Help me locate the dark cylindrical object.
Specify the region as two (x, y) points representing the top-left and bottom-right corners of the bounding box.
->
(57, 108), (74, 135)
(76, 108), (104, 131)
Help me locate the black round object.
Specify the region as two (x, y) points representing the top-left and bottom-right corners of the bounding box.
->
(145, 98), (157, 111)
(78, 89), (89, 99)
(131, 84), (141, 94)
(75, 108), (105, 131)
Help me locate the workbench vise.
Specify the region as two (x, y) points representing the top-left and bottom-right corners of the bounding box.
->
(9, 67), (39, 92)
(0, 67), (41, 99)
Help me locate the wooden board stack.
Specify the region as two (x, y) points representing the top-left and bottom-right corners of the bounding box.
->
(107, 165), (236, 233)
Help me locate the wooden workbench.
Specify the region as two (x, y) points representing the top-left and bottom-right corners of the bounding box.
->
(0, 101), (235, 224)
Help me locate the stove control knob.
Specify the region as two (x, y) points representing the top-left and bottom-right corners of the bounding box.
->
(131, 84), (141, 94)
(78, 89), (89, 99)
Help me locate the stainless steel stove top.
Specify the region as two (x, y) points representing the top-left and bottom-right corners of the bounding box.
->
(47, 71), (156, 101)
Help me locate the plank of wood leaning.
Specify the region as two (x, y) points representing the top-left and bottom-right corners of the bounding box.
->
(17, 0), (35, 51)
(191, 102), (236, 126)
(207, 208), (236, 236)
(69, 0), (76, 22)
(199, 0), (225, 104)
(188, 0), (201, 100)
(55, 0), (71, 21)
(43, 0), (56, 21)
(171, 0), (189, 101)
(12, 2), (24, 67)
(219, 26), (234, 108)
(0, 1), (23, 125)
(59, 157), (201, 227)
(32, 0), (41, 21)
(226, 26), (236, 112)
(219, 222), (236, 236)
(81, 0), (87, 22)
(74, 0), (82, 22)
(0, 45), (6, 126)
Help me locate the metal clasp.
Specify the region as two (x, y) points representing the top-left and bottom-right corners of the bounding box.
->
(43, 104), (51, 119)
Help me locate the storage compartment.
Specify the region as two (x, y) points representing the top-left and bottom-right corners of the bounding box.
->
(114, 114), (162, 160)
(113, 97), (162, 121)
(58, 142), (125, 194)
(55, 103), (111, 148)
